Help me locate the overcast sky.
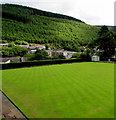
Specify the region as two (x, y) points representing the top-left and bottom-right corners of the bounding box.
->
(1, 0), (115, 25)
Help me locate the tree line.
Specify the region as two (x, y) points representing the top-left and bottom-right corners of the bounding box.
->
(1, 4), (84, 23)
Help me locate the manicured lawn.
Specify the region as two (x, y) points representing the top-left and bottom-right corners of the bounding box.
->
(2, 62), (114, 118)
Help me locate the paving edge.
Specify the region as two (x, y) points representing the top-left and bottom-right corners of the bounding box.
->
(1, 90), (29, 120)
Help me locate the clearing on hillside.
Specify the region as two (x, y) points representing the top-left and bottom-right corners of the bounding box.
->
(2, 62), (114, 118)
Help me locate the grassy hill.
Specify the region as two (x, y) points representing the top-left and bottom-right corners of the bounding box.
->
(1, 4), (100, 51)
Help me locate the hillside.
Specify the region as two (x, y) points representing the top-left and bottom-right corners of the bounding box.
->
(1, 4), (100, 51)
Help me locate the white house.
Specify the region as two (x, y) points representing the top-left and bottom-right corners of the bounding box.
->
(63, 51), (77, 59)
(28, 49), (37, 54)
(45, 49), (77, 59)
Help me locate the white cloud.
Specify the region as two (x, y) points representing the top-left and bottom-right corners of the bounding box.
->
(1, 0), (115, 25)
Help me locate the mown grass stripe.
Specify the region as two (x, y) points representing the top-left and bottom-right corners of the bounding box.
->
(2, 62), (114, 118)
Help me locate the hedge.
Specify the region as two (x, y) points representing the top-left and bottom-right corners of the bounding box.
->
(1, 58), (88, 70)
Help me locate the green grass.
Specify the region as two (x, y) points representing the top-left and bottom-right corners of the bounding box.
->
(2, 62), (114, 118)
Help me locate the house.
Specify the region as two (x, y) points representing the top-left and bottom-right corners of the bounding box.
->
(63, 51), (77, 59)
(45, 50), (53, 57)
(28, 46), (46, 54)
(19, 45), (29, 48)
(45, 49), (77, 59)
(36, 46), (46, 50)
(28, 49), (37, 54)
(28, 46), (37, 54)
(52, 49), (64, 56)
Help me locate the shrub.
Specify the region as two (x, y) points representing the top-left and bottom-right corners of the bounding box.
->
(15, 40), (28, 45)
(45, 44), (49, 50)
(79, 50), (91, 60)
(14, 40), (22, 45)
(31, 50), (48, 60)
(8, 43), (15, 47)
(57, 54), (65, 59)
(72, 53), (81, 58)
(21, 41), (29, 45)
(0, 40), (7, 43)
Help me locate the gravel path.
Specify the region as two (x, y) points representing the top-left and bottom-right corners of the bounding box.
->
(1, 91), (28, 119)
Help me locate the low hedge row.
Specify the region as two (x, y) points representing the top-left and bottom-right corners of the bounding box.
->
(1, 58), (88, 70)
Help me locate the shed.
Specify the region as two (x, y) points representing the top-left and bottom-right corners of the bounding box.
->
(91, 55), (100, 61)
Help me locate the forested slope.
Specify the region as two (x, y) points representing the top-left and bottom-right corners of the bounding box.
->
(1, 4), (100, 51)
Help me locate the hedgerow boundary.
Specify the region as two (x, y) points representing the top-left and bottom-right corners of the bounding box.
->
(1, 58), (89, 70)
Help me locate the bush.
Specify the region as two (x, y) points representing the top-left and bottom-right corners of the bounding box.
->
(21, 41), (29, 45)
(57, 54), (65, 59)
(15, 40), (28, 45)
(14, 40), (22, 45)
(79, 51), (91, 60)
(8, 43), (15, 47)
(31, 50), (48, 60)
(0, 40), (7, 43)
(45, 44), (49, 50)
(24, 53), (34, 57)
(72, 53), (81, 58)
(79, 53), (88, 59)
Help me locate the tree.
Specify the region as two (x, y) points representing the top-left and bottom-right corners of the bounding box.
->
(79, 49), (91, 60)
(45, 44), (49, 50)
(32, 50), (48, 60)
(96, 26), (115, 59)
(72, 53), (81, 58)
(12, 46), (28, 57)
(2, 46), (28, 57)
(57, 54), (65, 59)
(2, 47), (11, 57)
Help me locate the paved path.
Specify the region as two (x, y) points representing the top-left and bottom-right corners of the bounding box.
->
(0, 91), (28, 119)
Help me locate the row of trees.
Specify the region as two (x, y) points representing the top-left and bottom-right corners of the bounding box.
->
(1, 46), (28, 57)
(2, 4), (32, 23)
(2, 4), (83, 23)
(2, 10), (32, 24)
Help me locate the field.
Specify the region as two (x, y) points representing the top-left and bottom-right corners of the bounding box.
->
(2, 62), (114, 118)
